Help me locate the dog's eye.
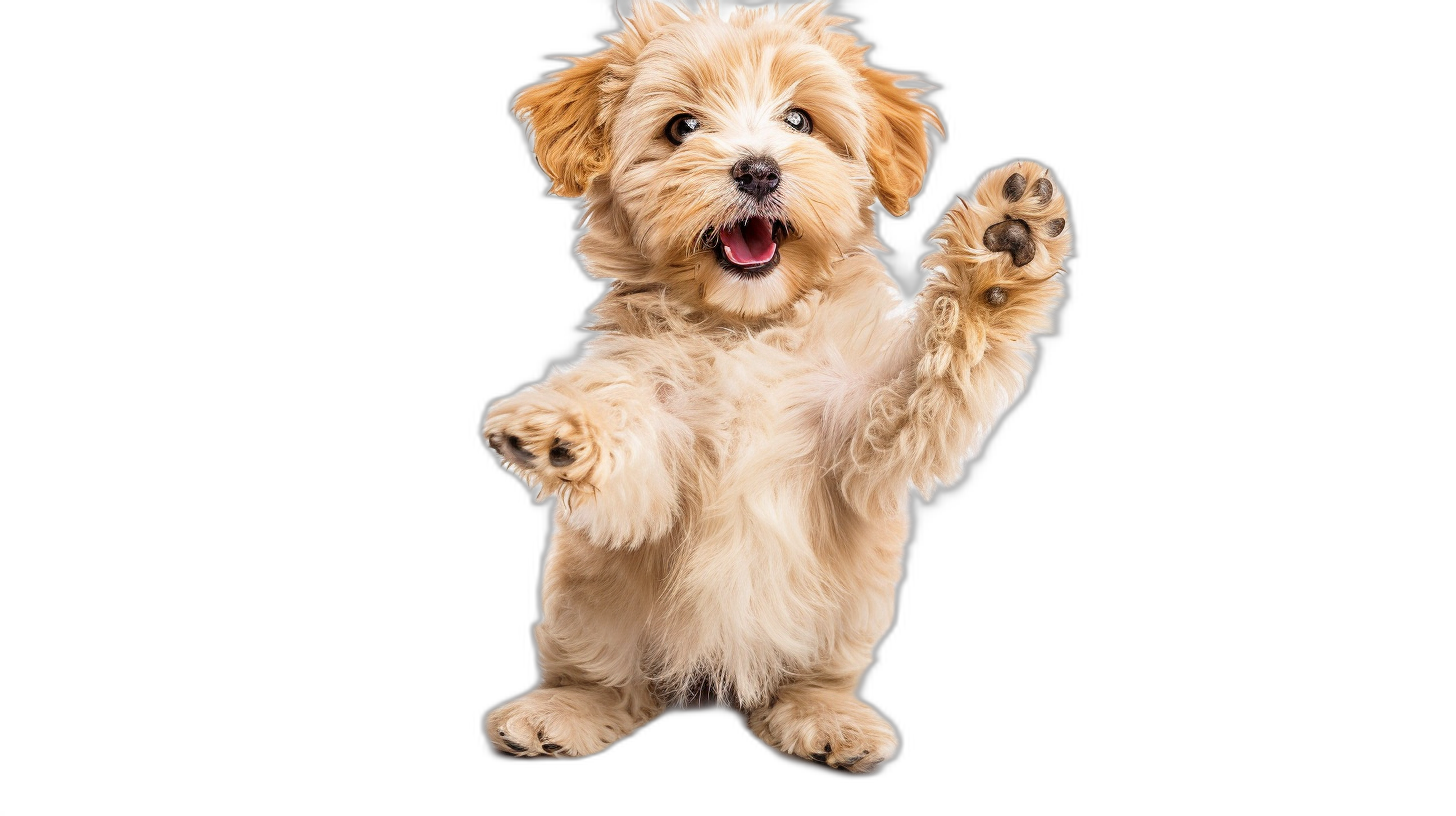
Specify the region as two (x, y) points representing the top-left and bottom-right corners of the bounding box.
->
(665, 114), (701, 145)
(784, 108), (813, 135)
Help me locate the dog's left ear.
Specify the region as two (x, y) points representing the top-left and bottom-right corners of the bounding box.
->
(860, 67), (943, 217)
(513, 52), (614, 198)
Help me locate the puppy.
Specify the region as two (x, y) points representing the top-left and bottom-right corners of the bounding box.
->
(483, 1), (1069, 772)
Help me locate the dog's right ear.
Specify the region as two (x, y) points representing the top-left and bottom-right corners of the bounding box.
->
(513, 52), (614, 198)
(514, 3), (684, 197)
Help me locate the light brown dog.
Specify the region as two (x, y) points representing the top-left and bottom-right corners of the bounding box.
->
(483, 0), (1069, 772)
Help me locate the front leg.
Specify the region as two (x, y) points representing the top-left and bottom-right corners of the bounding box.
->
(844, 161), (1070, 508)
(484, 388), (598, 496)
(483, 360), (691, 548)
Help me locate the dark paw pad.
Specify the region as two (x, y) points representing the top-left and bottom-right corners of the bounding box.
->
(548, 441), (575, 468)
(983, 218), (1036, 266)
(985, 286), (1008, 307)
(1046, 217), (1066, 238)
(1030, 177), (1054, 204)
(1003, 172), (1027, 202)
(489, 434), (537, 468)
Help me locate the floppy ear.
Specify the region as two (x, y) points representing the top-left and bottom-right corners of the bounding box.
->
(513, 52), (614, 197)
(860, 67), (942, 216)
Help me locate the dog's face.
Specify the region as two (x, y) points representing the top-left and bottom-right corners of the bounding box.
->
(515, 2), (939, 317)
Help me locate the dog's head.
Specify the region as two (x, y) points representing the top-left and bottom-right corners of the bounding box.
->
(514, 1), (941, 317)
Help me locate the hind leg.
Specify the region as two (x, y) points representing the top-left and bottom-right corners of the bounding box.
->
(747, 674), (897, 773)
(486, 680), (662, 757)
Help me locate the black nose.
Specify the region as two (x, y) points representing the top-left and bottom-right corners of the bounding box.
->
(731, 156), (780, 200)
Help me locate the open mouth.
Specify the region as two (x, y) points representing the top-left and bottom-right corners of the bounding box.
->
(707, 216), (787, 277)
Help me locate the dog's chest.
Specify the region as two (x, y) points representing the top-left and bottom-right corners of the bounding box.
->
(692, 338), (825, 521)
(702, 336), (823, 471)
(653, 336), (843, 685)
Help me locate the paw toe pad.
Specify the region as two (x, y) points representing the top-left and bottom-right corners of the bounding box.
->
(548, 441), (575, 467)
(1030, 177), (1053, 204)
(1003, 172), (1027, 202)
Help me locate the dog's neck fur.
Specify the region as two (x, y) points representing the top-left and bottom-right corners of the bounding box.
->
(584, 260), (881, 342)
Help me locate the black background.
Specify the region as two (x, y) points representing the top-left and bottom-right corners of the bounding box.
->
(358, 0), (1199, 804)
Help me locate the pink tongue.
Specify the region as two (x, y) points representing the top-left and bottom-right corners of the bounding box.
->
(721, 217), (777, 265)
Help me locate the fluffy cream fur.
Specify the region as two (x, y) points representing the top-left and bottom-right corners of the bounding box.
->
(483, 1), (1070, 772)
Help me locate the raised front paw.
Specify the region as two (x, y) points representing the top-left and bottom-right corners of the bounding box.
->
(486, 428), (580, 473)
(973, 161), (1070, 279)
(483, 389), (601, 499)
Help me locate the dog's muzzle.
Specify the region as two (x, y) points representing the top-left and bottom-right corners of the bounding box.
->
(698, 155), (789, 277)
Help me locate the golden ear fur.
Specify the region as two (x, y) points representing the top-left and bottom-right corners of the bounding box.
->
(513, 2), (687, 197)
(859, 66), (942, 217)
(789, 1), (943, 217)
(513, 52), (614, 198)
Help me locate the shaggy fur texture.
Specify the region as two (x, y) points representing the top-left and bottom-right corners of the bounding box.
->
(483, 1), (1070, 772)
